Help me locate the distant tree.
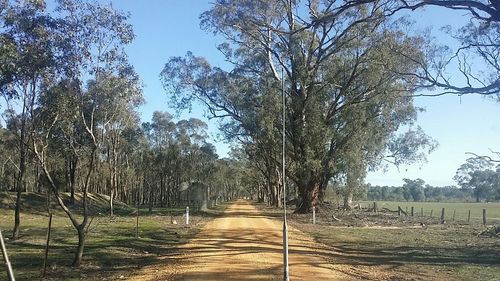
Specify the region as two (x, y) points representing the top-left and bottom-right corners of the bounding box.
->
(468, 169), (498, 202)
(402, 178), (426, 201)
(454, 157), (499, 202)
(393, 186), (406, 201)
(454, 157), (493, 188)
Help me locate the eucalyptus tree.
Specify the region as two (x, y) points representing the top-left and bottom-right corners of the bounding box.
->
(454, 157), (500, 202)
(0, 0), (59, 239)
(146, 111), (176, 207)
(162, 0), (437, 212)
(92, 71), (143, 216)
(23, 0), (137, 266)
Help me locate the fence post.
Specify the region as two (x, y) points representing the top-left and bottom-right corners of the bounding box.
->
(411, 206), (414, 217)
(467, 210), (471, 223)
(398, 206), (401, 216)
(483, 209), (486, 225)
(0, 229), (15, 281)
(186, 206), (190, 225)
(373, 202), (377, 213)
(312, 206), (316, 225)
(421, 208), (423, 217)
(430, 209), (433, 217)
(440, 208), (445, 224)
(452, 209), (456, 221)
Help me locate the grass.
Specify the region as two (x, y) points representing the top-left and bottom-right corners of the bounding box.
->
(282, 199), (500, 281)
(294, 223), (500, 281)
(0, 192), (227, 280)
(359, 201), (500, 224)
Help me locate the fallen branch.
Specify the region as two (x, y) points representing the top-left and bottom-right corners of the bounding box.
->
(381, 207), (398, 214)
(332, 215), (341, 222)
(478, 226), (500, 238)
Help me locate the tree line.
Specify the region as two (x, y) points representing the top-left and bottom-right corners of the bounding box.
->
(366, 157), (500, 203)
(366, 181), (489, 202)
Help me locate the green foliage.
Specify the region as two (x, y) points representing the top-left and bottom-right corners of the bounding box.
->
(161, 0), (438, 211)
(364, 181), (499, 203)
(454, 158), (500, 202)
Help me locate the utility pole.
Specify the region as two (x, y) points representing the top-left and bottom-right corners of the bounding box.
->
(282, 68), (290, 281)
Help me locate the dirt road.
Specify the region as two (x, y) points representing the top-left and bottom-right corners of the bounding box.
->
(128, 200), (353, 280)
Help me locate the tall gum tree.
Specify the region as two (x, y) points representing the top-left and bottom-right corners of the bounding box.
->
(26, 0), (136, 266)
(0, 0), (57, 239)
(162, 0), (437, 212)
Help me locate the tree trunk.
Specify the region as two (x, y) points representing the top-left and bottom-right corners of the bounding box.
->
(12, 180), (23, 239)
(69, 157), (77, 205)
(109, 187), (114, 217)
(343, 191), (353, 210)
(148, 183), (153, 213)
(160, 175), (164, 207)
(295, 180), (323, 213)
(12, 98), (27, 240)
(72, 226), (85, 267)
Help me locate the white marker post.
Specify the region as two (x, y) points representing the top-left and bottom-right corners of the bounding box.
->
(186, 206), (189, 225)
(313, 206), (316, 225)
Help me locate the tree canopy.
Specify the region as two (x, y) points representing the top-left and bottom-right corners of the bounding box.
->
(162, 0), (438, 212)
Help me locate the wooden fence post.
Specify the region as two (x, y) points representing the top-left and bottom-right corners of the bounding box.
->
(483, 209), (486, 225)
(440, 208), (445, 224)
(373, 202), (377, 213)
(452, 209), (456, 221)
(398, 206), (401, 216)
(411, 206), (414, 217)
(421, 208), (423, 217)
(430, 209), (433, 217)
(467, 210), (471, 223)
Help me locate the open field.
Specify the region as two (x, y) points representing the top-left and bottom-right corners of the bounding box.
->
(283, 202), (500, 281)
(359, 201), (500, 224)
(293, 222), (500, 281)
(0, 192), (225, 281)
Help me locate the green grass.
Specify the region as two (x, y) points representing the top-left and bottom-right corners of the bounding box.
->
(360, 201), (500, 224)
(293, 222), (500, 281)
(0, 192), (227, 280)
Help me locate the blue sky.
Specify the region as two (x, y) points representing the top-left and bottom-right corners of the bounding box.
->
(111, 1), (500, 187)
